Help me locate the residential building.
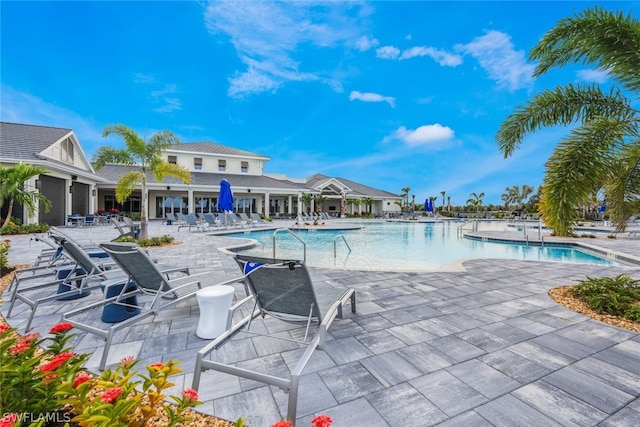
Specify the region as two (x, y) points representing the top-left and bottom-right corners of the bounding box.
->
(0, 122), (402, 225)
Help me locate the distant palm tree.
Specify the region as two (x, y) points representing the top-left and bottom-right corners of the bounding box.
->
(503, 185), (534, 216)
(301, 193), (314, 213)
(362, 196), (374, 215)
(401, 187), (411, 211)
(315, 194), (328, 212)
(0, 163), (52, 229)
(92, 124), (191, 240)
(466, 192), (485, 214)
(496, 7), (640, 235)
(440, 191), (446, 211)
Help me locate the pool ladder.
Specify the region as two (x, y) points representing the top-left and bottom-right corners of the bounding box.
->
(271, 229), (352, 263)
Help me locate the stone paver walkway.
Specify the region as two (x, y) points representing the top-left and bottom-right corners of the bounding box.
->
(2, 219), (639, 426)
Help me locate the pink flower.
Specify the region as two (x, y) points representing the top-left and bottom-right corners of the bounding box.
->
(271, 421), (294, 427)
(100, 387), (123, 403)
(0, 324), (11, 334)
(41, 352), (75, 372)
(20, 332), (40, 343)
(182, 388), (199, 402)
(0, 413), (18, 427)
(120, 355), (135, 367)
(9, 341), (31, 355)
(42, 373), (57, 382)
(49, 322), (74, 334)
(72, 373), (92, 388)
(149, 362), (165, 371)
(312, 415), (333, 427)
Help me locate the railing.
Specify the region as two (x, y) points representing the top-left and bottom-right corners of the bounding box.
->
(273, 228), (306, 263)
(333, 235), (352, 259)
(456, 220), (476, 237)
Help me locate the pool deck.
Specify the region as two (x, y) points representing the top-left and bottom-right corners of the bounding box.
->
(2, 219), (640, 426)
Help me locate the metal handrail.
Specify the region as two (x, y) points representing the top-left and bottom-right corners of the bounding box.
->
(457, 220), (476, 237)
(273, 228), (306, 263)
(333, 235), (352, 258)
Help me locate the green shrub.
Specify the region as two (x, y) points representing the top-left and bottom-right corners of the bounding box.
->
(0, 222), (50, 235)
(0, 239), (10, 272)
(138, 235), (175, 247)
(113, 236), (135, 243)
(569, 275), (640, 321)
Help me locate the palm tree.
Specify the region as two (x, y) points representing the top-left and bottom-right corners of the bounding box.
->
(401, 187), (411, 212)
(301, 193), (314, 213)
(0, 163), (52, 229)
(315, 194), (328, 212)
(92, 124), (191, 240)
(503, 185), (534, 216)
(362, 197), (374, 215)
(466, 192), (485, 214)
(496, 7), (640, 236)
(440, 191), (446, 212)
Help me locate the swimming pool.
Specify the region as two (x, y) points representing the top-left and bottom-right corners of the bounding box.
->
(225, 220), (622, 271)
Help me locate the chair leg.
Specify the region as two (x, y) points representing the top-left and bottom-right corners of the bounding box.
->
(99, 329), (115, 371)
(287, 374), (300, 423)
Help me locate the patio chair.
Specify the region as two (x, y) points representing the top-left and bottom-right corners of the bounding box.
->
(111, 217), (137, 240)
(178, 213), (209, 232)
(250, 213), (267, 224)
(238, 212), (255, 227)
(203, 213), (222, 230)
(62, 242), (244, 370)
(192, 254), (356, 422)
(175, 212), (189, 227)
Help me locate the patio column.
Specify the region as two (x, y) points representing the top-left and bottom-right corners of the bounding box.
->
(264, 192), (270, 218)
(188, 187), (194, 214)
(288, 195), (293, 216)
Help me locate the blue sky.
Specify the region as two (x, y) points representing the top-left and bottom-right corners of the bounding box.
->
(1, 1), (633, 206)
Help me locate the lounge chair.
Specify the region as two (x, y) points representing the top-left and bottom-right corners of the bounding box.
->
(192, 254), (356, 422)
(62, 242), (243, 370)
(111, 217), (137, 240)
(175, 212), (189, 227)
(203, 213), (222, 230)
(238, 212), (255, 227)
(250, 213), (267, 224)
(178, 213), (209, 232)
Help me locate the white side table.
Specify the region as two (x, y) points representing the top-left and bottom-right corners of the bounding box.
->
(196, 285), (235, 339)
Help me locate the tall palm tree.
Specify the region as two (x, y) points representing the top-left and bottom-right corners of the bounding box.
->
(92, 124), (191, 240)
(503, 184), (534, 216)
(315, 194), (328, 212)
(401, 187), (411, 212)
(466, 192), (485, 214)
(301, 193), (314, 213)
(0, 163), (52, 229)
(496, 7), (640, 236)
(440, 191), (446, 212)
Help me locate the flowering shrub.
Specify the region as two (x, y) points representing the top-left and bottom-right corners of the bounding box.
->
(62, 357), (201, 427)
(0, 319), (200, 427)
(0, 239), (10, 272)
(0, 321), (88, 419)
(270, 414), (333, 427)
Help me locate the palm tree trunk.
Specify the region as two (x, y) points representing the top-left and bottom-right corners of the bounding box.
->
(1, 200), (15, 229)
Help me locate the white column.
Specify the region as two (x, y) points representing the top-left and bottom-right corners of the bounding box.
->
(264, 192), (270, 218)
(188, 187), (194, 214)
(288, 195), (293, 216)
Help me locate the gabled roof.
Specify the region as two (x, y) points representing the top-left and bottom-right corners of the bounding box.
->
(0, 122), (96, 176)
(167, 142), (269, 160)
(307, 173), (400, 198)
(0, 122), (73, 161)
(95, 164), (306, 191)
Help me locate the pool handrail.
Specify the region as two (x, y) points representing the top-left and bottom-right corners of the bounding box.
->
(273, 228), (306, 263)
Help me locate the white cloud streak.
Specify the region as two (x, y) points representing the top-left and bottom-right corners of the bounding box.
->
(376, 44), (462, 66)
(203, 1), (372, 98)
(349, 91), (395, 107)
(455, 30), (534, 91)
(577, 68), (610, 84)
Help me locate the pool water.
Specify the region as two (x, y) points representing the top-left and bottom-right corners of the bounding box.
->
(227, 221), (621, 271)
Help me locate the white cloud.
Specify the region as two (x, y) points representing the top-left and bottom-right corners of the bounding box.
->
(455, 30), (534, 91)
(399, 46), (463, 66)
(204, 1), (372, 98)
(376, 45), (462, 66)
(355, 35), (379, 52)
(375, 45), (401, 59)
(577, 68), (609, 84)
(149, 84), (181, 113)
(349, 91), (395, 107)
(389, 124), (455, 146)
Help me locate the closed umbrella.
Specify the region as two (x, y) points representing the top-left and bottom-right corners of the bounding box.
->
(218, 179), (234, 225)
(425, 199), (434, 213)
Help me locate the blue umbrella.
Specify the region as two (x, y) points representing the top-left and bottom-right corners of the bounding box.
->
(425, 199), (433, 212)
(218, 179), (234, 213)
(598, 199), (606, 213)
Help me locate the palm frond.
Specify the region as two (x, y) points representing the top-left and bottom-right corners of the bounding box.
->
(496, 84), (635, 157)
(152, 162), (192, 185)
(91, 146), (136, 170)
(103, 124), (147, 158)
(530, 7), (640, 93)
(115, 171), (144, 203)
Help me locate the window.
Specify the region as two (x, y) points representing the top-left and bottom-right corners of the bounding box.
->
(168, 155), (177, 164)
(218, 160), (226, 172)
(61, 138), (74, 164)
(241, 161), (249, 173)
(194, 158), (202, 170)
